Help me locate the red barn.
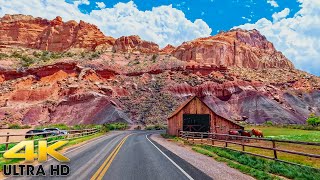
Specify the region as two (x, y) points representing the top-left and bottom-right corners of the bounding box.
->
(167, 96), (244, 136)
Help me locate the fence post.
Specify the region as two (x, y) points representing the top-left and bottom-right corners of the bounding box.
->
(201, 133), (203, 144)
(272, 140), (277, 159)
(5, 132), (9, 151)
(211, 133), (214, 145)
(186, 132), (189, 140)
(242, 137), (245, 151)
(192, 133), (195, 144)
(225, 134), (228, 147)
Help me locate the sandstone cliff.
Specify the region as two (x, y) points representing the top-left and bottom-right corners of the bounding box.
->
(113, 35), (159, 54)
(172, 29), (294, 69)
(0, 15), (115, 52)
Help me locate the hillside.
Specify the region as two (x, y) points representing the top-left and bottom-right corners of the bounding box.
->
(0, 14), (319, 126)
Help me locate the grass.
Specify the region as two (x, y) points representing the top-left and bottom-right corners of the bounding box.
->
(35, 123), (102, 130)
(193, 147), (279, 180)
(0, 132), (104, 171)
(193, 145), (320, 180)
(246, 126), (320, 142)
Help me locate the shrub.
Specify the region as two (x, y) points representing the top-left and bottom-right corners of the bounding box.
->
(264, 121), (273, 126)
(306, 114), (320, 126)
(103, 123), (128, 131)
(151, 54), (158, 62)
(145, 124), (166, 130)
(160, 133), (175, 139)
(8, 123), (31, 129)
(36, 123), (70, 130)
(21, 56), (36, 67)
(0, 53), (9, 59)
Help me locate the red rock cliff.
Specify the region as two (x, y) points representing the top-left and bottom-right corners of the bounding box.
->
(0, 15), (115, 51)
(113, 35), (159, 53)
(172, 29), (294, 69)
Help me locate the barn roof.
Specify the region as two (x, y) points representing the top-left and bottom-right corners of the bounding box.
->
(168, 96), (244, 128)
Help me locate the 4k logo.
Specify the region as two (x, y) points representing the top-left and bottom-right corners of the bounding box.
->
(3, 141), (70, 162)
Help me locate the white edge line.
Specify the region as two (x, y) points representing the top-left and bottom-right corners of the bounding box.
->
(146, 134), (194, 180)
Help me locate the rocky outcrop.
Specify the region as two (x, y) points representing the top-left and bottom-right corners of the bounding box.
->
(0, 14), (49, 48)
(160, 44), (175, 54)
(0, 15), (115, 52)
(172, 29), (294, 70)
(113, 35), (159, 53)
(167, 81), (320, 124)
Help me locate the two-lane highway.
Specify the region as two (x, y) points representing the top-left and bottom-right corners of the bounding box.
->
(7, 131), (211, 180)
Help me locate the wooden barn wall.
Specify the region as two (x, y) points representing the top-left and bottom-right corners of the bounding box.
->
(167, 98), (243, 136)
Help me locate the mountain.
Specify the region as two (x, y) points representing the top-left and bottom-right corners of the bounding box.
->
(0, 14), (319, 126)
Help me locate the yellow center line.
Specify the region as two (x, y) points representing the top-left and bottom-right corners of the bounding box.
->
(90, 134), (131, 180)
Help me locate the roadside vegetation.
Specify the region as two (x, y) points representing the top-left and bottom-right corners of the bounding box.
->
(102, 123), (128, 131)
(145, 124), (167, 130)
(35, 123), (101, 130)
(7, 123), (31, 129)
(193, 145), (320, 180)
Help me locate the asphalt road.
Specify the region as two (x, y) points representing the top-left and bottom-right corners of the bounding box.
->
(5, 131), (211, 180)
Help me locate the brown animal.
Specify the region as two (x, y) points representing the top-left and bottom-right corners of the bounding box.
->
(228, 130), (240, 140)
(238, 130), (252, 137)
(252, 129), (264, 138)
(228, 130), (240, 135)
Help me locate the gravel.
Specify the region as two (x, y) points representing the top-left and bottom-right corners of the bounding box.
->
(151, 134), (255, 180)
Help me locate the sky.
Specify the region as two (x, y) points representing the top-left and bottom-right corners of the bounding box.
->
(0, 0), (319, 76)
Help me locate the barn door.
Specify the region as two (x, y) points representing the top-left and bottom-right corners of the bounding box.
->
(183, 114), (210, 132)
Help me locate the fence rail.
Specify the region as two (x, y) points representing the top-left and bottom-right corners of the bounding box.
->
(179, 131), (320, 169)
(0, 128), (100, 154)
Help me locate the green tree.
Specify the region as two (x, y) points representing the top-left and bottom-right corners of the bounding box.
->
(306, 114), (320, 126)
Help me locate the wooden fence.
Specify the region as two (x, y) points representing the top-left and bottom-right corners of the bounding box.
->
(179, 131), (320, 169)
(0, 128), (99, 154)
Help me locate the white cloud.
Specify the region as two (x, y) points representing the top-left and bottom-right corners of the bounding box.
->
(235, 0), (320, 76)
(267, 0), (279, 7)
(0, 0), (212, 48)
(272, 8), (290, 22)
(96, 2), (106, 9)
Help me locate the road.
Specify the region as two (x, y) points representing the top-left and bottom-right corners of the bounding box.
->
(6, 131), (211, 180)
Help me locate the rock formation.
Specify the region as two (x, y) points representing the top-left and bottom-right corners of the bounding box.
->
(172, 29), (294, 69)
(113, 35), (159, 53)
(0, 14), (115, 52)
(0, 14), (319, 126)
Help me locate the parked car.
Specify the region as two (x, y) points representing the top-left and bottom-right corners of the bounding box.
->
(25, 130), (49, 139)
(43, 128), (68, 135)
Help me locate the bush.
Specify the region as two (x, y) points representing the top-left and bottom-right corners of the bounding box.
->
(0, 53), (9, 59)
(306, 114), (320, 126)
(160, 133), (175, 139)
(8, 124), (31, 129)
(145, 124), (166, 130)
(102, 123), (128, 131)
(21, 56), (36, 67)
(264, 121), (273, 126)
(36, 123), (70, 130)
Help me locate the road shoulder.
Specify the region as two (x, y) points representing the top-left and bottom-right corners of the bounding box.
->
(150, 134), (255, 180)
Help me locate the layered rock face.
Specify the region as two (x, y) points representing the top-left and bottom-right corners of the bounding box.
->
(0, 14), (319, 126)
(0, 15), (115, 52)
(113, 35), (159, 53)
(0, 14), (49, 48)
(172, 29), (294, 69)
